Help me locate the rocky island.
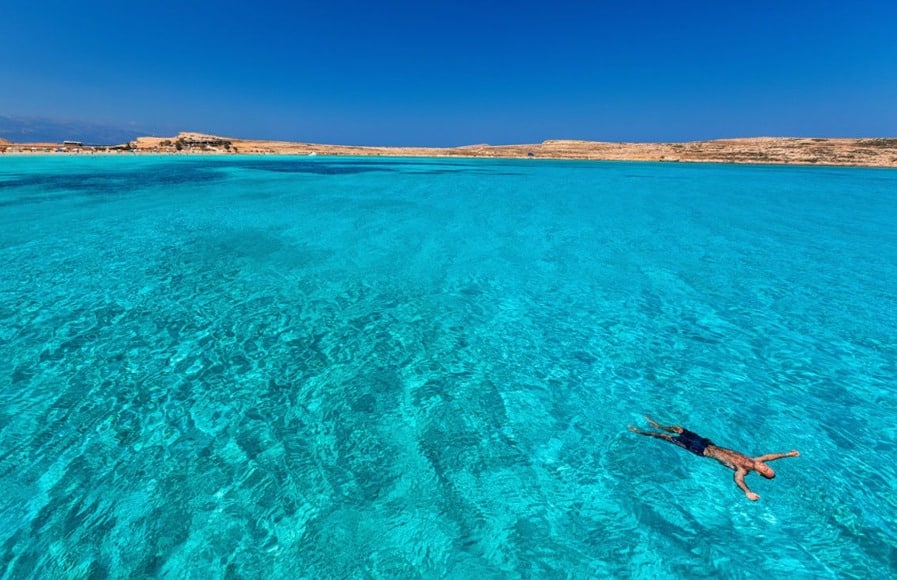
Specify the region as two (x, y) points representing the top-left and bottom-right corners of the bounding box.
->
(2, 133), (896, 167)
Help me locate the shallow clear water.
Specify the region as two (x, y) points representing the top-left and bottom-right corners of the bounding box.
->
(1, 155), (895, 577)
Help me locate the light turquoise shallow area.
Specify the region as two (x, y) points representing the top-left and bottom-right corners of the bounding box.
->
(1, 155), (895, 577)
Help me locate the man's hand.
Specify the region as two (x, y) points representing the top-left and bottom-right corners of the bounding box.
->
(787, 450), (800, 457)
(746, 491), (760, 501)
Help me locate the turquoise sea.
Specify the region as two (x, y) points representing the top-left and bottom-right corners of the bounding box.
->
(1, 155), (895, 577)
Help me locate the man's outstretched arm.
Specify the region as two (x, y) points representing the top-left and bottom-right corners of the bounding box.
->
(754, 450), (800, 462)
(734, 468), (760, 501)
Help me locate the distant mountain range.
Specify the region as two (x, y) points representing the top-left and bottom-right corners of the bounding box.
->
(0, 115), (154, 145)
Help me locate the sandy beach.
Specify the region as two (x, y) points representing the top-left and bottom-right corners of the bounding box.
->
(2, 132), (896, 167)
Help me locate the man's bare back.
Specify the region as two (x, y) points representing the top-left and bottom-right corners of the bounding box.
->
(629, 416), (800, 501)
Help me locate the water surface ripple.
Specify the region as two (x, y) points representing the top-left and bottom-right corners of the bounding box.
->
(1, 156), (895, 577)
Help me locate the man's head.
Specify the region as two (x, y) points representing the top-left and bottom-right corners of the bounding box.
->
(755, 462), (776, 479)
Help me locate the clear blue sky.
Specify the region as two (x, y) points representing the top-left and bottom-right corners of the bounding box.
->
(2, 0), (896, 145)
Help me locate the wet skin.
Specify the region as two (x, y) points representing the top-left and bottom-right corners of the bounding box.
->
(629, 416), (800, 501)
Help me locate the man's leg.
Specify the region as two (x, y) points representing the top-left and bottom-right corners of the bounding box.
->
(628, 425), (675, 442)
(644, 416), (684, 434)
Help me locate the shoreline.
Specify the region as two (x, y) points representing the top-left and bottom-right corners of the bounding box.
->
(2, 133), (896, 168)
